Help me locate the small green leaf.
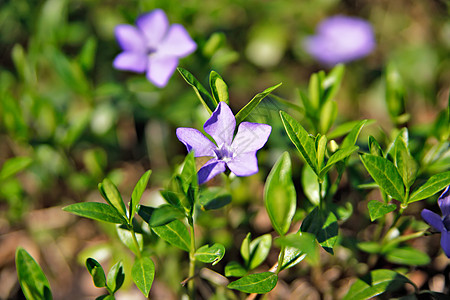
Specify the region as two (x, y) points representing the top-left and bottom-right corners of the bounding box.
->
(95, 295), (114, 300)
(278, 245), (307, 271)
(316, 135), (327, 170)
(248, 234), (272, 270)
(106, 261), (125, 294)
(360, 154), (405, 201)
(301, 164), (327, 206)
(357, 241), (382, 254)
(308, 72), (321, 111)
(235, 83), (282, 124)
(180, 151), (198, 196)
(225, 261), (247, 277)
(319, 99), (337, 134)
(132, 257), (155, 297)
(385, 64), (406, 122)
(300, 207), (338, 254)
(16, 247), (52, 300)
(0, 156), (33, 180)
(63, 202), (126, 224)
(408, 171), (450, 203)
(195, 243), (226, 265)
(341, 120), (368, 149)
(321, 64), (345, 104)
(160, 190), (182, 208)
(385, 246), (430, 266)
(177, 67), (217, 114)
(139, 204), (185, 227)
(116, 225), (143, 255)
(240, 233), (251, 266)
(78, 36), (97, 72)
(227, 272), (278, 294)
(152, 220), (191, 252)
(275, 232), (317, 268)
(394, 136), (417, 188)
(86, 258), (107, 288)
(264, 152), (296, 236)
(199, 187), (231, 210)
(343, 269), (414, 300)
(368, 136), (384, 157)
(368, 200), (397, 222)
(280, 111), (318, 174)
(209, 71), (229, 104)
(99, 178), (127, 219)
(130, 170), (152, 219)
(320, 146), (359, 178)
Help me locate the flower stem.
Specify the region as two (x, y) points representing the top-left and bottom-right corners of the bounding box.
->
(188, 217), (196, 299)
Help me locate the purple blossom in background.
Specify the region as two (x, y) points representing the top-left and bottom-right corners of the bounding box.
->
(304, 15), (375, 66)
(421, 186), (450, 258)
(176, 102), (271, 184)
(113, 9), (197, 87)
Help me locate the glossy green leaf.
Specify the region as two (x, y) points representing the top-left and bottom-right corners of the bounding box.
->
(98, 178), (127, 219)
(195, 243), (226, 265)
(16, 247), (52, 300)
(139, 204), (185, 227)
(368, 200), (397, 222)
(360, 154), (405, 201)
(180, 151), (198, 196)
(320, 146), (359, 178)
(301, 164), (327, 206)
(152, 220), (191, 252)
(116, 225), (143, 255)
(0, 156), (32, 180)
(368, 136), (384, 157)
(160, 190), (182, 208)
(130, 170), (152, 219)
(240, 233), (251, 266)
(209, 71), (229, 104)
(321, 64), (345, 104)
(319, 99), (337, 134)
(235, 83), (282, 124)
(177, 67), (217, 114)
(227, 272), (278, 294)
(394, 136), (417, 188)
(63, 202), (126, 224)
(316, 135), (327, 170)
(299, 90), (317, 120)
(308, 72), (321, 110)
(225, 261), (247, 277)
(264, 152), (296, 236)
(408, 171), (450, 203)
(385, 246), (430, 266)
(86, 258), (107, 288)
(278, 245), (307, 271)
(199, 187), (231, 210)
(248, 234), (272, 270)
(132, 257), (155, 297)
(300, 207), (338, 254)
(107, 261), (125, 294)
(343, 269), (413, 300)
(275, 232), (317, 269)
(280, 111), (318, 174)
(341, 120), (368, 149)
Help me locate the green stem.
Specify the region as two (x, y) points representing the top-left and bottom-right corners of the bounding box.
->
(188, 217), (196, 300)
(130, 226), (142, 260)
(276, 246), (286, 275)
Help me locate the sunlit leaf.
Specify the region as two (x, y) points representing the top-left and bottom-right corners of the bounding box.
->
(408, 172), (450, 203)
(132, 257), (155, 297)
(177, 67), (216, 114)
(130, 170), (152, 219)
(227, 272), (278, 294)
(63, 202), (126, 224)
(152, 220), (191, 252)
(367, 200), (397, 222)
(86, 258), (106, 288)
(300, 207), (338, 254)
(209, 71), (229, 104)
(107, 261), (125, 293)
(195, 243), (225, 265)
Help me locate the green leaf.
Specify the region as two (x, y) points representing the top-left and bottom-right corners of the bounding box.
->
(130, 170), (152, 220)
(264, 152), (296, 236)
(248, 234), (272, 270)
(63, 202), (126, 224)
(132, 257), (155, 297)
(240, 233), (251, 266)
(86, 258), (107, 288)
(199, 187), (231, 210)
(160, 190), (182, 209)
(321, 64), (345, 104)
(368, 136), (384, 157)
(385, 64), (406, 121)
(227, 272), (278, 294)
(316, 135), (327, 170)
(278, 245), (307, 271)
(408, 171), (450, 203)
(194, 243), (226, 265)
(385, 246), (430, 266)
(280, 111), (318, 174)
(152, 220), (191, 252)
(98, 178), (127, 219)
(107, 261), (125, 294)
(139, 205), (185, 227)
(341, 120), (368, 149)
(16, 247), (52, 300)
(209, 71), (229, 104)
(320, 146), (359, 178)
(357, 241), (382, 254)
(235, 83), (282, 124)
(308, 72), (321, 111)
(368, 200), (397, 222)
(180, 151), (198, 195)
(319, 99), (337, 134)
(275, 232), (318, 268)
(342, 269), (413, 300)
(301, 164), (327, 206)
(360, 154), (405, 201)
(78, 36), (97, 72)
(116, 225), (143, 255)
(177, 67), (217, 114)
(300, 207), (338, 254)
(394, 136), (417, 188)
(0, 156), (33, 180)
(95, 295), (114, 300)
(225, 261), (247, 277)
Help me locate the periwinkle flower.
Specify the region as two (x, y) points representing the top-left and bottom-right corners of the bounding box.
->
(113, 9), (197, 87)
(176, 102), (271, 184)
(421, 186), (450, 258)
(304, 15), (375, 66)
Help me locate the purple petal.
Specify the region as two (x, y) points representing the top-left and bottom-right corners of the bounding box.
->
(227, 152), (259, 177)
(136, 9), (169, 50)
(176, 128), (216, 157)
(204, 102), (235, 147)
(438, 186), (450, 216)
(157, 24), (197, 57)
(232, 122), (271, 155)
(421, 209), (444, 232)
(197, 159), (226, 184)
(440, 231), (450, 258)
(113, 52), (147, 72)
(115, 25), (147, 52)
(146, 56), (178, 87)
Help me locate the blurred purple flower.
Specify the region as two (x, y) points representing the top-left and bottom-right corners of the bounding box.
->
(421, 186), (450, 258)
(176, 102), (271, 184)
(113, 9), (197, 87)
(304, 15), (375, 66)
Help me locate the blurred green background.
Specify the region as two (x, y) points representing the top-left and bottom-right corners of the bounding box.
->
(0, 0), (449, 299)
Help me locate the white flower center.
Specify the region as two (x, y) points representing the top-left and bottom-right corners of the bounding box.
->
(214, 144), (234, 163)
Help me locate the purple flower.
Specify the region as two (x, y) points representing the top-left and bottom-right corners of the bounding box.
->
(113, 9), (197, 87)
(421, 186), (450, 258)
(176, 102), (271, 184)
(304, 15), (375, 66)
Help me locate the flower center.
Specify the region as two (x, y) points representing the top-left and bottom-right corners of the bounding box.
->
(214, 144), (234, 163)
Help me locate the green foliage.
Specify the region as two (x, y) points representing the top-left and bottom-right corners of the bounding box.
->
(408, 172), (450, 203)
(227, 272), (278, 294)
(209, 71), (229, 105)
(98, 178), (128, 219)
(368, 200), (397, 222)
(194, 243), (226, 265)
(0, 156), (32, 181)
(130, 170), (152, 220)
(132, 257), (155, 297)
(106, 261), (125, 294)
(86, 258), (107, 288)
(301, 207), (338, 254)
(198, 187), (231, 210)
(152, 220), (191, 252)
(63, 202), (126, 224)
